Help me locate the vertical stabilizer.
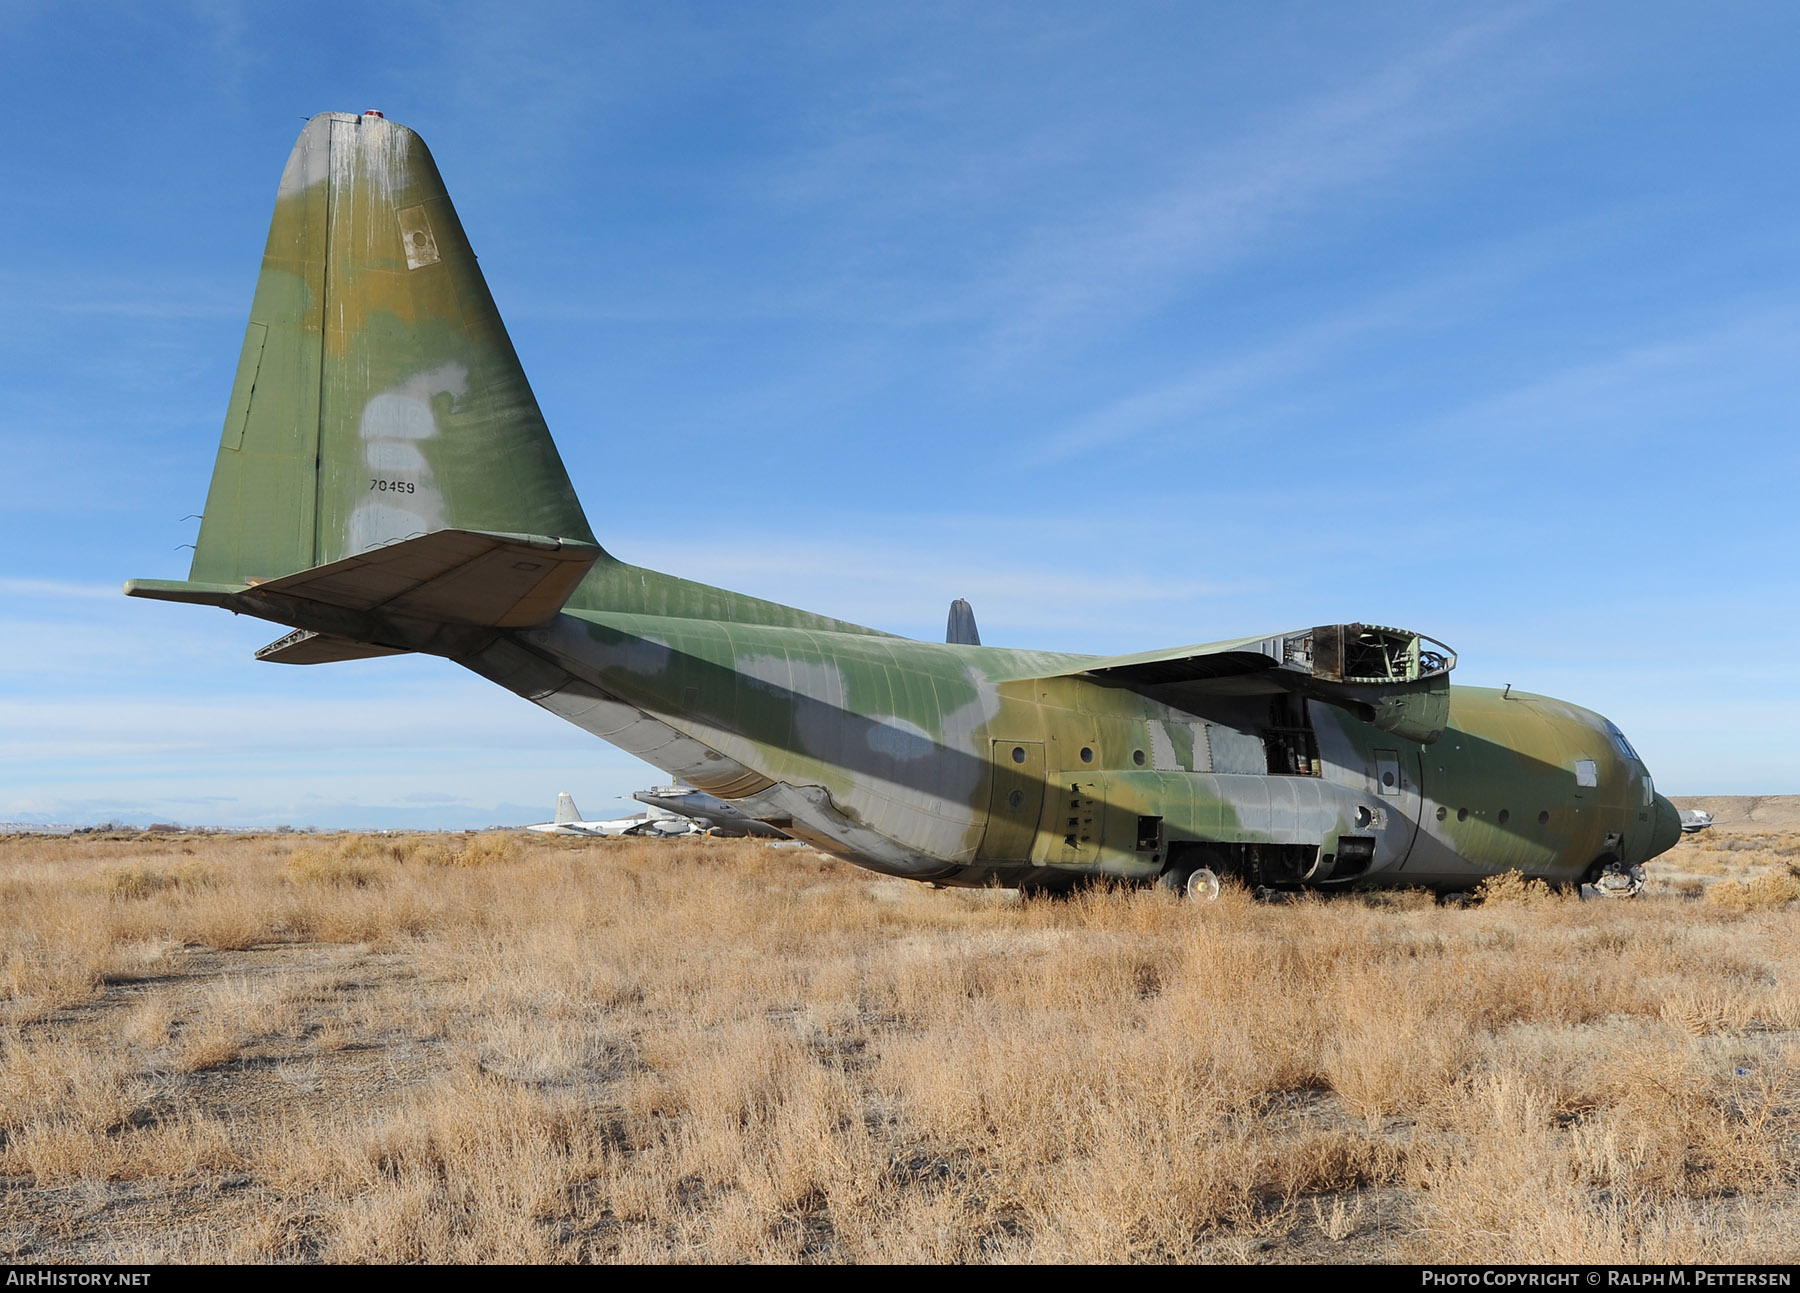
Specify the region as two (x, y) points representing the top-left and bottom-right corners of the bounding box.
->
(554, 792), (582, 826)
(946, 598), (981, 646)
(189, 112), (594, 589)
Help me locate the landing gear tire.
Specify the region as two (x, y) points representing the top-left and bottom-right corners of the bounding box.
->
(1589, 859), (1646, 900)
(1185, 867), (1222, 903)
(1158, 852), (1226, 902)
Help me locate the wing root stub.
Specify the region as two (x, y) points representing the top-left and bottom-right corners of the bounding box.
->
(1045, 622), (1458, 744)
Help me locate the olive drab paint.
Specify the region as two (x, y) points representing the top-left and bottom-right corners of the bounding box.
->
(129, 114), (1684, 895)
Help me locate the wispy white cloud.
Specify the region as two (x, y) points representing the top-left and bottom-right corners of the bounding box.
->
(978, 12), (1533, 361)
(625, 523), (1284, 651)
(0, 577), (120, 600)
(1426, 305), (1800, 450)
(1035, 245), (1541, 459)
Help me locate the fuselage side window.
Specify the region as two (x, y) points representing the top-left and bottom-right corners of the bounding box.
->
(1575, 759), (1598, 788)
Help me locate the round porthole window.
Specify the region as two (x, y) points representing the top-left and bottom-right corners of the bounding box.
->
(1538, 810), (1550, 826)
(1382, 771), (1396, 787)
(1079, 747), (1093, 763)
(1011, 746), (1026, 764)
(1133, 749), (1146, 767)
(1457, 808), (1469, 822)
(1436, 806), (1447, 822)
(1007, 789), (1025, 811)
(1498, 809), (1510, 825)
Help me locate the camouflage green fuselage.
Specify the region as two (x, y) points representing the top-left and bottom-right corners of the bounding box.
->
(128, 112), (1682, 892)
(462, 606), (1678, 890)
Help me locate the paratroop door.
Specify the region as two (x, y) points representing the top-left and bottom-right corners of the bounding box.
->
(977, 740), (1045, 861)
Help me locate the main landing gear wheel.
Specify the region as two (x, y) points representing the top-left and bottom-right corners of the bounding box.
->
(1184, 867), (1222, 902)
(1159, 852), (1226, 902)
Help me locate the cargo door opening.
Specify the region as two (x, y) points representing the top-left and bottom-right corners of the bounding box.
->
(1262, 693), (1320, 776)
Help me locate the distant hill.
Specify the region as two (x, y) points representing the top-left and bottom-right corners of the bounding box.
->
(1670, 795), (1800, 832)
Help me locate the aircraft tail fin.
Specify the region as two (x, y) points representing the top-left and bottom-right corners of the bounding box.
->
(137, 111), (894, 644)
(554, 792), (582, 826)
(945, 598), (981, 645)
(185, 112), (595, 593)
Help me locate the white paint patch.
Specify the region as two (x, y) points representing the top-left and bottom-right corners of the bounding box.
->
(279, 114), (411, 207)
(365, 441), (426, 473)
(737, 652), (796, 694)
(867, 716), (934, 762)
(345, 363), (465, 556)
(788, 659), (847, 760)
(933, 665), (1004, 800)
(276, 119), (333, 196)
(533, 617), (672, 678)
(737, 653), (848, 759)
(1149, 721), (1180, 771)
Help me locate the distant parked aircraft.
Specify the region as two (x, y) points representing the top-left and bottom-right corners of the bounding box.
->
(525, 792), (699, 838)
(1678, 809), (1714, 834)
(632, 785), (789, 838)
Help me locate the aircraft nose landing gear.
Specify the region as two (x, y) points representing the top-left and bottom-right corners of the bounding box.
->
(1585, 856), (1646, 900)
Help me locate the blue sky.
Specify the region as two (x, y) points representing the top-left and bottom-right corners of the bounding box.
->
(2, 2), (1796, 827)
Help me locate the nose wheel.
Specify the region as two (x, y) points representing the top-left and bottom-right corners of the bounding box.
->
(1585, 856), (1646, 900)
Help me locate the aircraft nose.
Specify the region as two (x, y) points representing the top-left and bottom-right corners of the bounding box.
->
(1648, 793), (1682, 860)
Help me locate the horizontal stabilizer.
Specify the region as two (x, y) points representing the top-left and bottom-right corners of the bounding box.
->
(1056, 623), (1457, 744)
(255, 629), (411, 665)
(130, 529), (601, 634)
(250, 529), (600, 627)
(121, 579), (246, 609)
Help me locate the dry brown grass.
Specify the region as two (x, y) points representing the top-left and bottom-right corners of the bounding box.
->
(0, 827), (1797, 1263)
(1657, 829), (1800, 899)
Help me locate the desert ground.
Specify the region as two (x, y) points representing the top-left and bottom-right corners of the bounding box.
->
(2, 802), (1798, 1264)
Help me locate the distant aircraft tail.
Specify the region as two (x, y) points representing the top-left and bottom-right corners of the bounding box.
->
(554, 792), (582, 825)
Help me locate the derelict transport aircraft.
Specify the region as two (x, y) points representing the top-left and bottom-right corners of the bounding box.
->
(631, 785), (790, 839)
(526, 792), (698, 839)
(127, 112), (1683, 899)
